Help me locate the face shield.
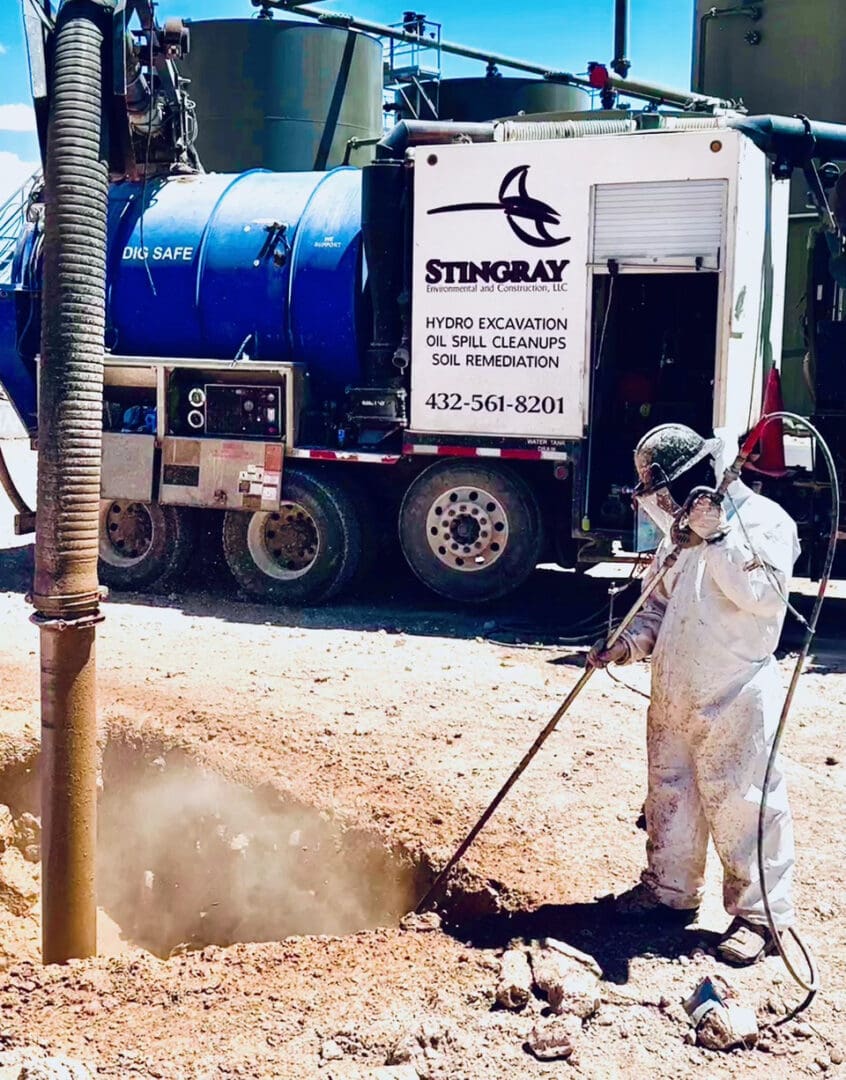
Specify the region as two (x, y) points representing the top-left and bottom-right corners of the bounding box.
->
(636, 489), (677, 536)
(633, 452), (719, 537)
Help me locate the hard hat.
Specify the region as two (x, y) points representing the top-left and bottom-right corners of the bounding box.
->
(633, 423), (722, 497)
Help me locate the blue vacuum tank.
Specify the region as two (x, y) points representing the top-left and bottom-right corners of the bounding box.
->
(105, 166), (363, 392)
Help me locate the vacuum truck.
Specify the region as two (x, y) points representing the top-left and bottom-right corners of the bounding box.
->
(1, 4), (844, 606)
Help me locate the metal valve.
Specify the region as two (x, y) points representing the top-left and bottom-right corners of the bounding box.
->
(162, 17), (189, 57)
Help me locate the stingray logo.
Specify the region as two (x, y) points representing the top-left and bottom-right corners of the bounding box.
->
(427, 165), (570, 249)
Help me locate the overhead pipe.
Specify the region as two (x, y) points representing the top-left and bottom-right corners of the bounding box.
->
(492, 111), (846, 173)
(254, 0), (734, 111)
(611, 0), (630, 78)
(604, 73), (729, 109)
(375, 119), (494, 160)
(33, 0), (110, 964)
(728, 114), (846, 171)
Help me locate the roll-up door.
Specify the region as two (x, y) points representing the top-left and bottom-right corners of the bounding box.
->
(592, 179), (726, 269)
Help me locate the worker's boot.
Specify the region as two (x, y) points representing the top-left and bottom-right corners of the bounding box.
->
(716, 918), (775, 966)
(611, 883), (699, 925)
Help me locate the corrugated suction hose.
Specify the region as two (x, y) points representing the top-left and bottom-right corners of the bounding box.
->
(34, 0), (110, 964)
(495, 119), (636, 142)
(33, 0), (110, 620)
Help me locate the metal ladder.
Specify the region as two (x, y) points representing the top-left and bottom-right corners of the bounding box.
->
(0, 170), (40, 284)
(382, 12), (443, 123)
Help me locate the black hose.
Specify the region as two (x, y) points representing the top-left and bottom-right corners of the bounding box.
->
(0, 444), (33, 517)
(33, 0), (109, 619)
(728, 115), (846, 169)
(753, 413), (838, 1016)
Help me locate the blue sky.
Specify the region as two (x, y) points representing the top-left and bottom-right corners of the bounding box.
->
(0, 0), (694, 201)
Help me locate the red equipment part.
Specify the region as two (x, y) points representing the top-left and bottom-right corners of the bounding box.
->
(588, 63), (611, 89)
(746, 368), (789, 477)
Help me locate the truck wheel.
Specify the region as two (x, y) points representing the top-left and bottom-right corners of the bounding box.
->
(341, 475), (404, 597)
(98, 500), (197, 592)
(399, 460), (543, 602)
(221, 467), (361, 605)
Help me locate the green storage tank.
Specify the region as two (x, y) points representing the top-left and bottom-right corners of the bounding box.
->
(396, 76), (586, 123)
(180, 18), (383, 173)
(693, 0), (846, 124)
(693, 0), (846, 414)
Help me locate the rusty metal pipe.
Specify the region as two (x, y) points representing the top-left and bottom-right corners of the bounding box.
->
(39, 622), (99, 962)
(376, 120), (495, 160)
(33, 0), (110, 964)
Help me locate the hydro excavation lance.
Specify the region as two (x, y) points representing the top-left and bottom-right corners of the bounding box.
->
(415, 419), (772, 915)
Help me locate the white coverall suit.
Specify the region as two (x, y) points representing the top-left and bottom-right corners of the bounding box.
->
(621, 480), (799, 927)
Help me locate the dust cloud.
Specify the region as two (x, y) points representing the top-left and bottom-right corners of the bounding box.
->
(97, 742), (419, 957)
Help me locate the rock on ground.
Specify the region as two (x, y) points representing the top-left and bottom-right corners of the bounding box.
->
(495, 948), (532, 1010)
(526, 1014), (582, 1061)
(529, 944), (601, 1019)
(0, 1053), (94, 1080)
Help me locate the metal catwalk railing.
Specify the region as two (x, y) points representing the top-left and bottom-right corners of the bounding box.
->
(0, 170), (40, 284)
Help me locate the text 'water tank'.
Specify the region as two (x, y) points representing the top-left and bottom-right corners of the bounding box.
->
(104, 168), (363, 392)
(180, 19), (383, 172)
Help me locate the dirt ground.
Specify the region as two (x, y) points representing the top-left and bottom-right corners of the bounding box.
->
(0, 450), (844, 1077)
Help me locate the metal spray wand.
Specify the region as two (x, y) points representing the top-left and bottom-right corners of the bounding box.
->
(415, 420), (768, 914)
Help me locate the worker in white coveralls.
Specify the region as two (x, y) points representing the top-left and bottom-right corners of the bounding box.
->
(588, 423), (799, 967)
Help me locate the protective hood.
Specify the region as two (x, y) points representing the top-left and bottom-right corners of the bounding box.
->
(633, 426), (725, 536)
(634, 424), (723, 498)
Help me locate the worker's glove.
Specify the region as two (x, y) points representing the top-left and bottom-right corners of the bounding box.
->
(586, 637), (630, 669)
(687, 491), (729, 541)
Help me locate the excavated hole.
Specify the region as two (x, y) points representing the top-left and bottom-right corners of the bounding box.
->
(98, 739), (432, 957)
(0, 737), (452, 959)
(0, 736), (505, 960)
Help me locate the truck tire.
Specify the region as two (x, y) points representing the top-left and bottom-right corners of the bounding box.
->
(221, 467), (361, 605)
(399, 460), (543, 603)
(341, 474), (405, 597)
(98, 500), (197, 592)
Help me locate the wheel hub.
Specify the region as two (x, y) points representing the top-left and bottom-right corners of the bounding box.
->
(425, 485), (509, 572)
(247, 503), (320, 580)
(103, 501), (153, 561)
